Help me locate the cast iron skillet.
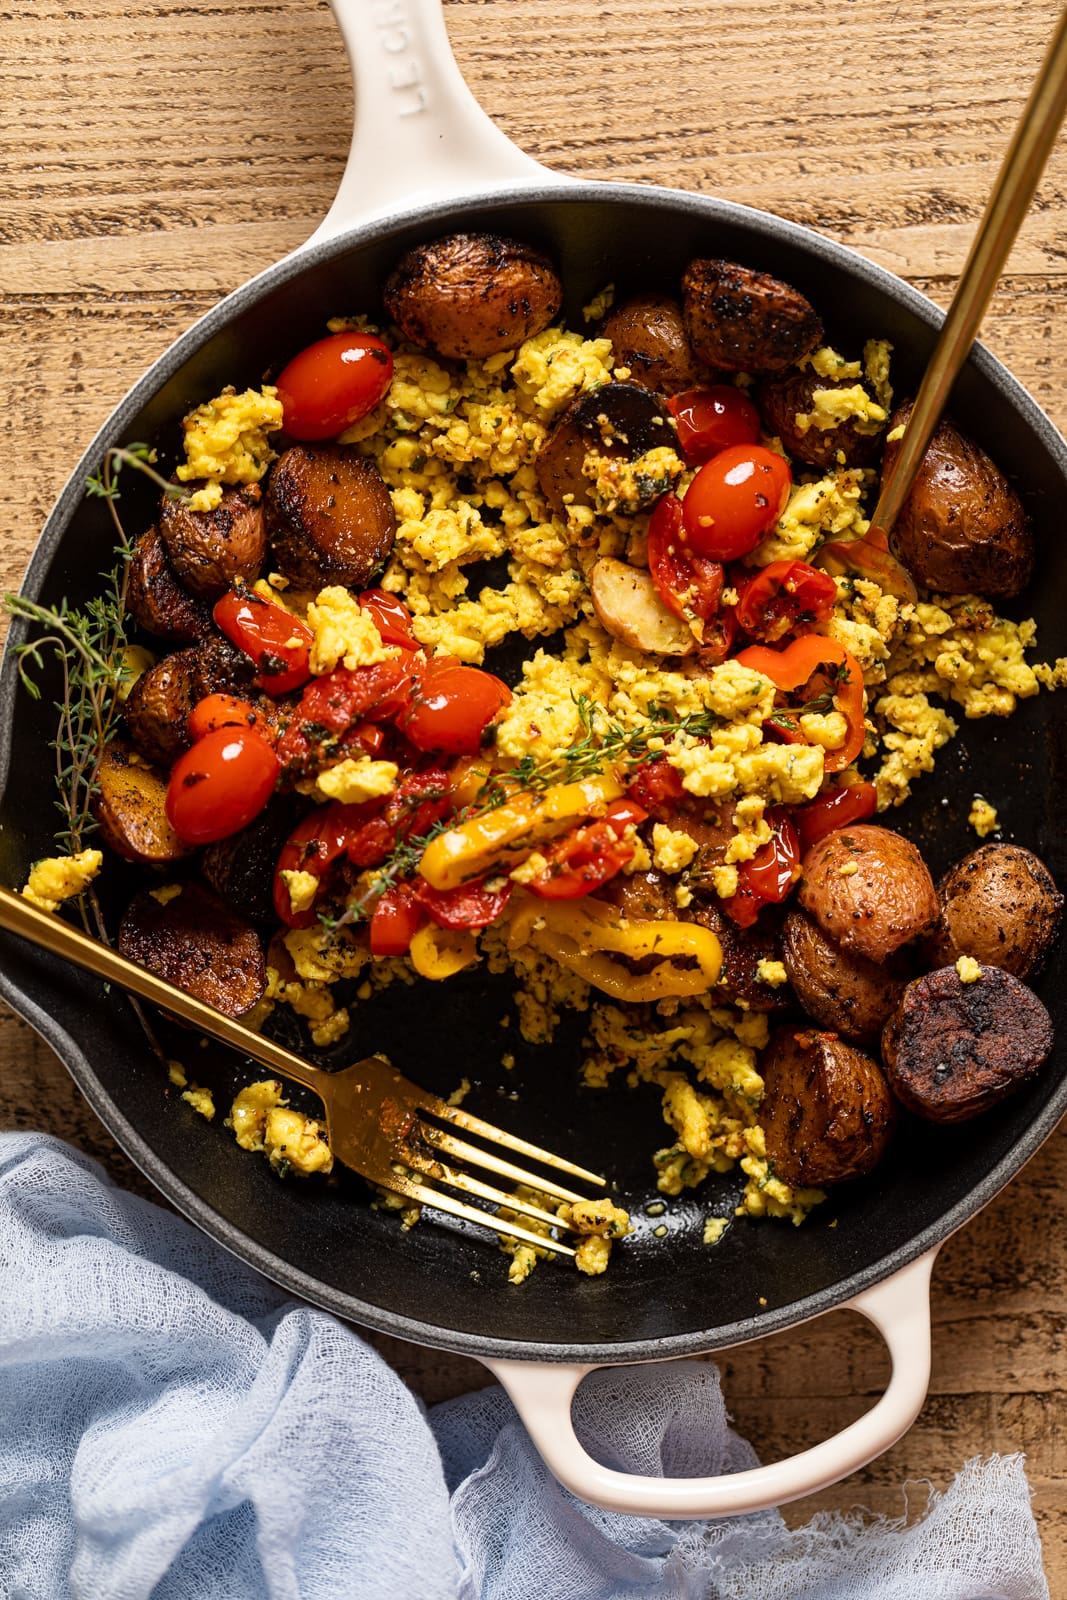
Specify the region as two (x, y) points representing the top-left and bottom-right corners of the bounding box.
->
(1, 0), (1065, 1517)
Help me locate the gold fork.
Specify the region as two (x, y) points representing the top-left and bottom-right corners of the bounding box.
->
(0, 884), (605, 1257)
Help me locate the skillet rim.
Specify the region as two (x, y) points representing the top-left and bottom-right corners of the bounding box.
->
(3, 178), (1067, 1364)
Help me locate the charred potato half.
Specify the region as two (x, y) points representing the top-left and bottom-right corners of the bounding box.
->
(760, 1025), (895, 1186)
(159, 483), (266, 601)
(881, 964), (1053, 1123)
(601, 293), (707, 396)
(882, 404), (1034, 598)
(534, 381), (677, 516)
(126, 528), (213, 643)
(798, 825), (939, 963)
(118, 882), (266, 1020)
(781, 905), (910, 1042)
(383, 232), (561, 359)
(91, 739), (190, 864)
(681, 258), (823, 375)
(925, 843), (1063, 980)
(266, 444), (396, 590)
(756, 371), (884, 470)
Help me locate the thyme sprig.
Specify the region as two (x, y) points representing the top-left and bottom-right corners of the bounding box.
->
(85, 442), (188, 505)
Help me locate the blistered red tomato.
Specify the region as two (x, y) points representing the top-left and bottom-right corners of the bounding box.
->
(213, 589), (314, 696)
(275, 332), (394, 442)
(646, 494), (723, 637)
(795, 781), (878, 854)
(187, 693), (271, 743)
(413, 875), (512, 929)
(166, 727), (279, 845)
(682, 445), (792, 561)
(524, 799), (647, 900)
(667, 386), (760, 463)
(400, 664), (512, 756)
(359, 588), (418, 650)
(723, 809), (801, 927)
(734, 559), (837, 643)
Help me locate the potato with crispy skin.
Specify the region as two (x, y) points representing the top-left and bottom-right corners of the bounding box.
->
(798, 825), (939, 962)
(383, 232), (561, 359)
(602, 294), (708, 395)
(91, 739), (190, 864)
(881, 404), (1034, 598)
(925, 843), (1063, 980)
(126, 528), (213, 643)
(589, 559), (696, 656)
(123, 638), (254, 768)
(760, 1025), (895, 1186)
(756, 371), (884, 470)
(158, 484), (266, 600)
(781, 905), (910, 1042)
(534, 381), (676, 516)
(681, 259), (823, 374)
(118, 882), (266, 1019)
(266, 444), (396, 590)
(881, 964), (1053, 1123)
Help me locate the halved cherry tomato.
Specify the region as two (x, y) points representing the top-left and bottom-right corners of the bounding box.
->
(695, 607), (739, 666)
(273, 799), (378, 927)
(275, 331), (394, 443)
(187, 693), (272, 744)
(723, 808), (801, 927)
(647, 494), (724, 640)
(627, 757), (687, 820)
(413, 874), (512, 929)
(358, 588), (418, 650)
(400, 663), (512, 756)
(682, 445), (792, 561)
(734, 635), (866, 774)
(276, 659), (416, 777)
(213, 588), (314, 696)
(734, 559), (838, 644)
(524, 798), (647, 900)
(340, 718), (388, 757)
(370, 883), (425, 956)
(795, 781), (878, 854)
(166, 726), (279, 846)
(667, 385), (760, 463)
(344, 769), (453, 868)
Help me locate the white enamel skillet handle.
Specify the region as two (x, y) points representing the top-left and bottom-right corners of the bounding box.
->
(316, 0), (938, 1521)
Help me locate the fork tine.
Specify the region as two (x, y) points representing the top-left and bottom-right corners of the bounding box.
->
(417, 1123), (591, 1206)
(388, 1174), (576, 1256)
(402, 1147), (575, 1231)
(431, 1104), (606, 1187)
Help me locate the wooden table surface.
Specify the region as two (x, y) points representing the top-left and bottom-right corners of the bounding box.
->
(3, 0), (1066, 1579)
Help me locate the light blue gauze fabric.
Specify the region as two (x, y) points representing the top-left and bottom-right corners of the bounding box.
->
(0, 1131), (1050, 1600)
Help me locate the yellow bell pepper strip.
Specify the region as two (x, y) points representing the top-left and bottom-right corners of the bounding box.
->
(418, 773), (624, 891)
(409, 923), (479, 980)
(734, 634), (866, 774)
(505, 894), (722, 1002)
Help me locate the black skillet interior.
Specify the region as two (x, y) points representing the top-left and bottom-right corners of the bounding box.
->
(2, 186), (1066, 1363)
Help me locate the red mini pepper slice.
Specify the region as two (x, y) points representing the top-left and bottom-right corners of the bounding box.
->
(413, 874), (512, 930)
(734, 559), (837, 643)
(722, 808), (801, 927)
(369, 882), (425, 956)
(795, 780), (878, 854)
(735, 634), (867, 774)
(213, 588), (314, 696)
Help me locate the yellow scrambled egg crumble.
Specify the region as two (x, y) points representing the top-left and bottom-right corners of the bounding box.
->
(176, 386), (283, 511)
(21, 849), (103, 912)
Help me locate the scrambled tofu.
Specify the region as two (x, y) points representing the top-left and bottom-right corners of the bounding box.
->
(22, 849), (102, 912)
(176, 385), (283, 511)
(227, 1079), (333, 1177)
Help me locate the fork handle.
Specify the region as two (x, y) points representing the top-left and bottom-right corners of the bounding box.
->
(0, 885), (328, 1099)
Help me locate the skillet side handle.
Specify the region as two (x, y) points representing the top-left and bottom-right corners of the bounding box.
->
(483, 1247), (938, 1521)
(311, 0), (566, 245)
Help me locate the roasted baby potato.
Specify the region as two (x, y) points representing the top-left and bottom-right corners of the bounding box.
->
(383, 232), (562, 359)
(601, 293), (707, 396)
(126, 528), (213, 643)
(681, 258), (823, 374)
(202, 796), (305, 926)
(266, 444), (396, 589)
(91, 738), (190, 864)
(589, 558), (696, 656)
(798, 824), (939, 962)
(756, 371), (884, 470)
(759, 1025), (895, 1186)
(881, 405), (1034, 598)
(534, 381), (677, 515)
(781, 905), (909, 1042)
(118, 881), (266, 1019)
(881, 964), (1054, 1122)
(158, 483), (266, 600)
(123, 638), (254, 768)
(925, 843), (1063, 980)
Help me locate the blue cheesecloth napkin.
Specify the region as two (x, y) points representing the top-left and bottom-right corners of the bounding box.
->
(0, 1130), (1049, 1600)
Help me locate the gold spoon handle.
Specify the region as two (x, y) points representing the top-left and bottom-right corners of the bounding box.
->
(871, 4), (1067, 537)
(0, 884), (326, 1094)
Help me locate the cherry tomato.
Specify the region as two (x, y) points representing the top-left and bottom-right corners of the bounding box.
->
(667, 386), (760, 463)
(275, 331), (394, 443)
(413, 875), (512, 930)
(627, 757), (687, 820)
(735, 559), (838, 644)
(187, 693), (272, 744)
(401, 663), (512, 756)
(695, 607), (739, 666)
(795, 781), (878, 854)
(344, 769), (453, 868)
(273, 800), (379, 928)
(723, 809), (801, 927)
(682, 445), (792, 561)
(647, 494), (723, 639)
(370, 883), (425, 956)
(213, 589), (314, 696)
(524, 799), (647, 900)
(166, 727), (279, 846)
(340, 718), (388, 757)
(359, 588), (418, 650)
(275, 659), (416, 777)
